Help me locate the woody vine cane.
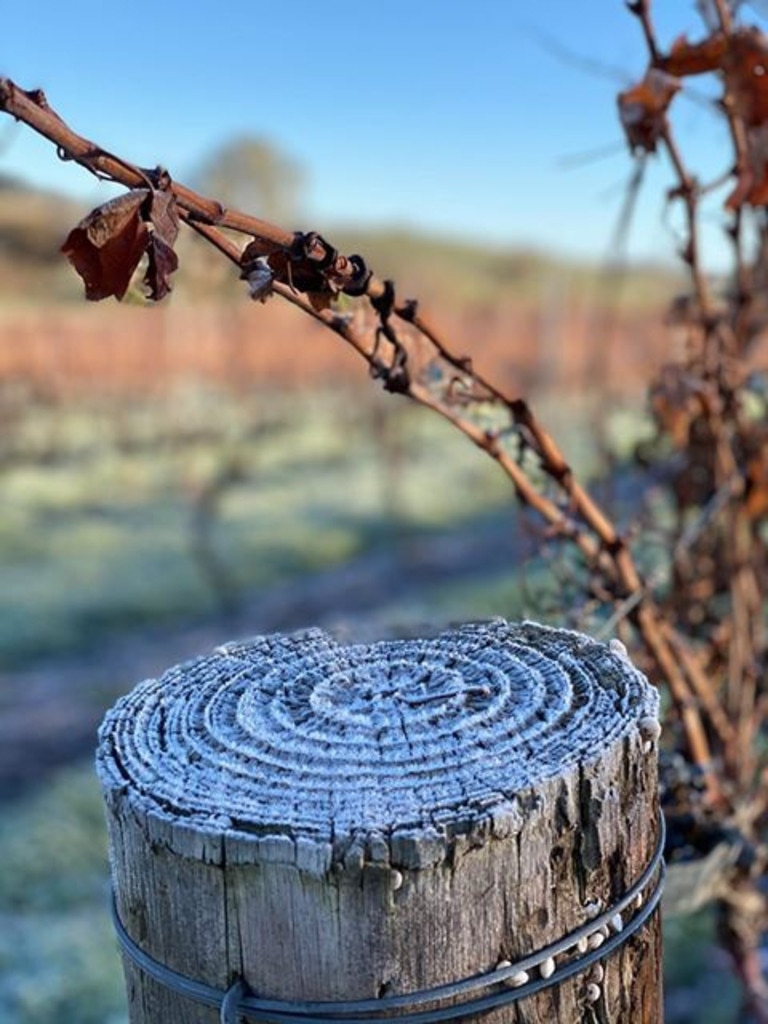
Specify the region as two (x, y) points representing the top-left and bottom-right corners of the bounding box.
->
(0, 74), (717, 791)
(620, 1), (768, 1019)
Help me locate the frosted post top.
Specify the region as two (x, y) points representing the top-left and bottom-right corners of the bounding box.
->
(97, 620), (657, 854)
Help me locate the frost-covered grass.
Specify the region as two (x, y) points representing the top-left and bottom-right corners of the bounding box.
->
(0, 764), (126, 1024)
(0, 386), (622, 669)
(0, 387), (509, 667)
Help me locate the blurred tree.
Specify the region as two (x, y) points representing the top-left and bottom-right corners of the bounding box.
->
(192, 136), (305, 226)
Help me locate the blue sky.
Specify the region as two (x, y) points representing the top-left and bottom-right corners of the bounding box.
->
(3, 1), (765, 267)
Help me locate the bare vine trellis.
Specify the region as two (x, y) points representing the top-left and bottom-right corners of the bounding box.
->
(1, 0), (767, 1016)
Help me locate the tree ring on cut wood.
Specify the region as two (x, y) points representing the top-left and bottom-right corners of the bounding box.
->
(97, 619), (656, 867)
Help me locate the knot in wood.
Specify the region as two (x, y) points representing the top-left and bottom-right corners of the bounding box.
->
(96, 619), (657, 865)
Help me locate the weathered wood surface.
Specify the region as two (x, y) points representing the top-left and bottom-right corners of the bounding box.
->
(96, 619), (663, 1023)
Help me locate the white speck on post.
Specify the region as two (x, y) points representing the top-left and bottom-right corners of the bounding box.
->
(583, 899), (602, 919)
(540, 956), (556, 979)
(639, 716), (662, 743)
(589, 963), (605, 985)
(609, 638), (629, 660)
(586, 982), (602, 1003)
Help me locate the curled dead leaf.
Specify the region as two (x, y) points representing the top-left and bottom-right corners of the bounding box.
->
(147, 189), (179, 248)
(61, 186), (180, 301)
(143, 190), (180, 300)
(725, 29), (768, 129)
(61, 191), (149, 301)
(144, 234), (178, 301)
(618, 69), (681, 153)
(660, 32), (727, 77)
(655, 27), (768, 209)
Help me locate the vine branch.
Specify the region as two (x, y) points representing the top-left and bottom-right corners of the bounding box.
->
(0, 72), (723, 801)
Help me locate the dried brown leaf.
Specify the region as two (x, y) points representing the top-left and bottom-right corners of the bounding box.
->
(618, 69), (681, 153)
(143, 190), (180, 299)
(148, 189), (179, 248)
(725, 29), (768, 129)
(61, 191), (149, 301)
(657, 28), (768, 210)
(144, 235), (178, 301)
(660, 32), (727, 77)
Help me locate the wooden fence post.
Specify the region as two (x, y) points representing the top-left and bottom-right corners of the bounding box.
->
(96, 619), (664, 1023)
